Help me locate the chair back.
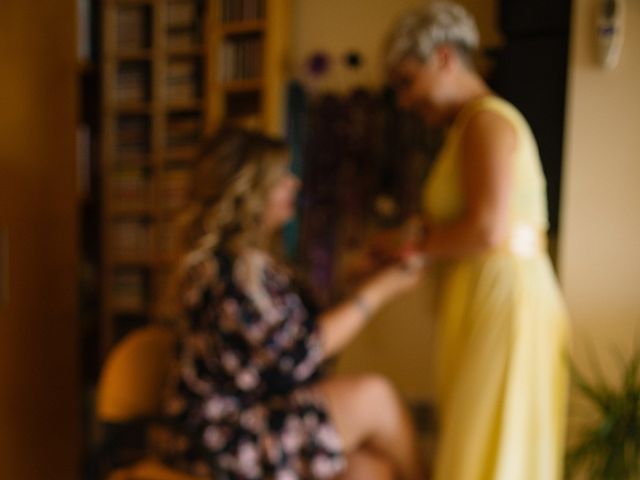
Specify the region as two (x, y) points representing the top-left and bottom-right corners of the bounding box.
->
(96, 325), (177, 423)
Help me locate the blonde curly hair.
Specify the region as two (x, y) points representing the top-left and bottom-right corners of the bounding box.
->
(161, 127), (290, 320)
(183, 127), (289, 257)
(384, 1), (480, 72)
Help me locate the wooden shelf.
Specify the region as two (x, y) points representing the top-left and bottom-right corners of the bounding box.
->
(114, 50), (153, 61)
(166, 100), (204, 111)
(112, 304), (148, 316)
(111, 153), (155, 167)
(164, 148), (200, 164)
(110, 256), (155, 267)
(220, 20), (266, 35)
(114, 0), (154, 6)
(167, 46), (205, 57)
(115, 102), (152, 113)
(110, 205), (155, 217)
(222, 78), (264, 93)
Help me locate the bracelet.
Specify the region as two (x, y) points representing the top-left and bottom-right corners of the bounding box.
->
(353, 294), (371, 319)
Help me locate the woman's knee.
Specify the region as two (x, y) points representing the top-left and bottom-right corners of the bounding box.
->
(354, 373), (402, 411)
(318, 374), (402, 445)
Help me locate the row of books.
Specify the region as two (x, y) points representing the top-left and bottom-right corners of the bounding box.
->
(221, 0), (265, 23)
(112, 268), (175, 314)
(114, 59), (204, 104)
(117, 6), (151, 51)
(160, 168), (193, 211)
(167, 59), (201, 102)
(219, 36), (263, 81)
(112, 269), (147, 311)
(168, 29), (201, 49)
(117, 116), (150, 154)
(167, 0), (203, 48)
(112, 169), (152, 206)
(115, 116), (202, 155)
(167, 1), (200, 29)
(112, 220), (188, 253)
(116, 2), (205, 51)
(110, 168), (192, 205)
(167, 113), (202, 150)
(117, 63), (150, 103)
(112, 219), (152, 257)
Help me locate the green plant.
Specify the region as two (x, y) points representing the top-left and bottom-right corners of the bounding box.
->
(567, 344), (640, 479)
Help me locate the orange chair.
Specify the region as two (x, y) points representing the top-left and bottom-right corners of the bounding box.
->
(95, 325), (207, 480)
(97, 325), (176, 423)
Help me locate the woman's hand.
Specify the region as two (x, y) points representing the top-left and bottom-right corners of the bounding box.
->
(358, 255), (427, 310)
(319, 256), (427, 358)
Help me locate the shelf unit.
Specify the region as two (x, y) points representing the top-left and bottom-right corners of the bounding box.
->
(100, 0), (291, 354)
(208, 0), (290, 134)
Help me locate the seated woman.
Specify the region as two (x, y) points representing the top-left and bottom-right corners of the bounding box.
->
(159, 128), (427, 480)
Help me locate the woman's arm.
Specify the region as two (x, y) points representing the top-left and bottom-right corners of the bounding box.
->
(422, 110), (517, 259)
(318, 261), (424, 358)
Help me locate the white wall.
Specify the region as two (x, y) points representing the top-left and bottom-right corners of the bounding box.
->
(559, 0), (640, 373)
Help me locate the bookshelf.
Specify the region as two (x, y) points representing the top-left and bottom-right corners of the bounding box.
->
(208, 0), (290, 134)
(100, 0), (291, 354)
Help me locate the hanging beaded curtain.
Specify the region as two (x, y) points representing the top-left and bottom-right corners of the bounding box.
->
(288, 85), (441, 304)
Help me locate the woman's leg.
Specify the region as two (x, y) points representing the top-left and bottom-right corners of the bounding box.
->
(337, 448), (394, 480)
(317, 374), (425, 480)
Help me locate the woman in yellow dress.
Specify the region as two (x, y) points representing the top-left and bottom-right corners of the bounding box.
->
(384, 2), (570, 479)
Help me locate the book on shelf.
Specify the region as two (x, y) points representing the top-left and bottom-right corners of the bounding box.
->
(222, 0), (265, 23)
(117, 6), (151, 51)
(112, 168), (151, 207)
(117, 62), (150, 103)
(156, 222), (182, 256)
(167, 1), (203, 48)
(112, 269), (146, 311)
(167, 59), (200, 101)
(112, 220), (152, 257)
(167, 1), (198, 29)
(168, 29), (201, 49)
(117, 116), (150, 154)
(160, 168), (192, 211)
(167, 113), (202, 150)
(220, 36), (263, 82)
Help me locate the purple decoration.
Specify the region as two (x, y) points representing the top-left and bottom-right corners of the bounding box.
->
(306, 52), (331, 77)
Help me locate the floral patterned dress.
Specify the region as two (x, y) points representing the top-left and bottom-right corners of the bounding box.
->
(160, 250), (347, 480)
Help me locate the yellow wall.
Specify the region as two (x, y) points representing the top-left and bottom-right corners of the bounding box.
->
(291, 0), (500, 93)
(559, 0), (640, 371)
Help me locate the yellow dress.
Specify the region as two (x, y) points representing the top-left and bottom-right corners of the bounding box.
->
(423, 96), (569, 480)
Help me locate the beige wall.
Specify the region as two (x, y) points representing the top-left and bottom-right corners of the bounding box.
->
(0, 1), (80, 478)
(559, 0), (640, 372)
(291, 0), (501, 93)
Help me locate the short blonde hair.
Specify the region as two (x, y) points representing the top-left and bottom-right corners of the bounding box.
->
(384, 1), (480, 72)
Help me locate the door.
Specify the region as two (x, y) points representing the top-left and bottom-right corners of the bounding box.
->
(0, 1), (80, 478)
